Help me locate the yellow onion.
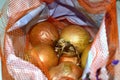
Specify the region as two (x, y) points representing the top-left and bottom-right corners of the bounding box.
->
(29, 21), (59, 47)
(81, 44), (91, 69)
(60, 25), (91, 54)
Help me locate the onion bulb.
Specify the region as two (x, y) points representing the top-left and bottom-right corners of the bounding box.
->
(60, 25), (91, 54)
(29, 21), (59, 47)
(24, 44), (59, 70)
(49, 61), (83, 80)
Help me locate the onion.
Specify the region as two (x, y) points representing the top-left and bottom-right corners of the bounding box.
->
(60, 25), (91, 54)
(49, 61), (83, 80)
(29, 21), (59, 47)
(81, 44), (91, 69)
(24, 44), (59, 70)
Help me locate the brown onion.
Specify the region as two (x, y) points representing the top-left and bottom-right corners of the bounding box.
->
(49, 61), (83, 80)
(24, 44), (59, 70)
(29, 21), (59, 47)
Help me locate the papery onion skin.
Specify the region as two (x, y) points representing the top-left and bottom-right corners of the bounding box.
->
(25, 44), (59, 70)
(49, 61), (83, 80)
(29, 21), (59, 47)
(60, 25), (91, 53)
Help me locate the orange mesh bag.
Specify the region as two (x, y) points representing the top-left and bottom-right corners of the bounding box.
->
(0, 0), (119, 80)
(77, 0), (119, 79)
(0, 0), (51, 80)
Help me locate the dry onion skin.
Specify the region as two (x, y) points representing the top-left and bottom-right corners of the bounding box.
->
(29, 21), (59, 47)
(59, 25), (91, 54)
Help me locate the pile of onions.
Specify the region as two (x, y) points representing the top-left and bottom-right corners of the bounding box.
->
(24, 20), (95, 80)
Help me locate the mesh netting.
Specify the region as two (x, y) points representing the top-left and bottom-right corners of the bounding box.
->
(0, 0), (119, 80)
